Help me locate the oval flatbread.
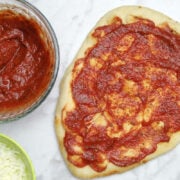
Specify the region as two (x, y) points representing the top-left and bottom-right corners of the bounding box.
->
(55, 6), (180, 179)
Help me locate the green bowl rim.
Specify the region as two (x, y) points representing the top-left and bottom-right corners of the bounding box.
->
(0, 133), (36, 180)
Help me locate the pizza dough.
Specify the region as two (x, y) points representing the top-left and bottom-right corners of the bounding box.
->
(55, 6), (180, 179)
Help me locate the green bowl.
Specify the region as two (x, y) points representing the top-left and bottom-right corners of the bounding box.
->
(0, 133), (36, 180)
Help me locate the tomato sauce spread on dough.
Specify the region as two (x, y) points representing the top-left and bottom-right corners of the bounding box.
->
(0, 10), (52, 113)
(64, 17), (180, 172)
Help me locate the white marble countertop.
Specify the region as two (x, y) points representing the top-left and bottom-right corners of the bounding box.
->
(1, 0), (180, 180)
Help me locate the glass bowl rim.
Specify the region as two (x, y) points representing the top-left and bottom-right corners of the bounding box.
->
(0, 0), (60, 123)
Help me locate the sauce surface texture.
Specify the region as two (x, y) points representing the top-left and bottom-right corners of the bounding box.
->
(0, 10), (52, 113)
(64, 17), (180, 172)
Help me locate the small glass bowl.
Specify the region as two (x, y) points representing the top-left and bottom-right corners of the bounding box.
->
(0, 0), (59, 122)
(0, 133), (36, 179)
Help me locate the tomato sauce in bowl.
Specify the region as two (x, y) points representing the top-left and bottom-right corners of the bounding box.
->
(0, 0), (59, 121)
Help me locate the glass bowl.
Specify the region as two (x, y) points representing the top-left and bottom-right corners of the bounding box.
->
(0, 0), (59, 122)
(0, 133), (36, 179)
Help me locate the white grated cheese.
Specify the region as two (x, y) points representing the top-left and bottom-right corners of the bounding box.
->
(0, 142), (28, 180)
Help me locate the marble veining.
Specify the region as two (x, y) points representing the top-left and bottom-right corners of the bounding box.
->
(0, 0), (180, 179)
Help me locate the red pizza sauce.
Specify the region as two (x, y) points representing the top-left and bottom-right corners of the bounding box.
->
(0, 10), (53, 115)
(64, 17), (180, 172)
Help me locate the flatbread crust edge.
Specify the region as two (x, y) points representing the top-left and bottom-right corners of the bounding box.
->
(55, 6), (180, 179)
